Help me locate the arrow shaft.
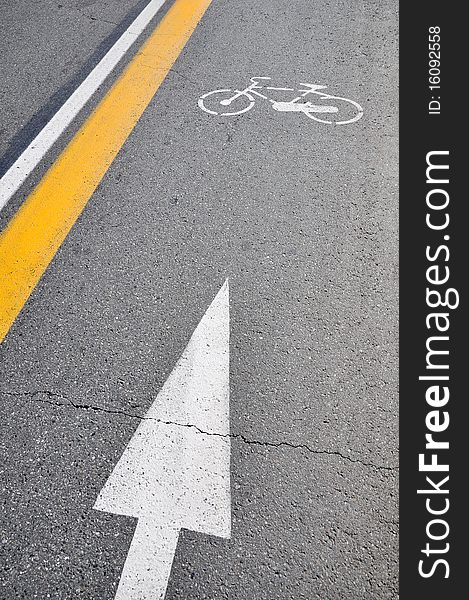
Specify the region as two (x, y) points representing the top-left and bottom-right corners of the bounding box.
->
(115, 520), (180, 600)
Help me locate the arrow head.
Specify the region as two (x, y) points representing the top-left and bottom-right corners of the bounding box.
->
(94, 281), (231, 599)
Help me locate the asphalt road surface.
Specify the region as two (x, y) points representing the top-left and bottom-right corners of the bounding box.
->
(0, 1), (398, 598)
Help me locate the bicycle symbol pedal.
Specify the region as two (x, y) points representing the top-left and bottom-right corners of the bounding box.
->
(272, 101), (339, 114)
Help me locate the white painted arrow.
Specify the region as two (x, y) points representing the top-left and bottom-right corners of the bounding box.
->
(94, 280), (231, 600)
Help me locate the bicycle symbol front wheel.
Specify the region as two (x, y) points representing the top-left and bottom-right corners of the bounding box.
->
(198, 89), (255, 116)
(305, 96), (363, 125)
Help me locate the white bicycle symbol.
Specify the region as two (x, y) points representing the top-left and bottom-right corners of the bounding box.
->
(198, 76), (363, 125)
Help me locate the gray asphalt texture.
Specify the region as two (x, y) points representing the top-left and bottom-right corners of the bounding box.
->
(0, 1), (399, 598)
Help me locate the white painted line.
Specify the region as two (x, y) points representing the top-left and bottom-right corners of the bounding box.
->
(0, 0), (167, 211)
(94, 280), (231, 600)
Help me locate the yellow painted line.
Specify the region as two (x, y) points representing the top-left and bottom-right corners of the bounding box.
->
(0, 0), (213, 343)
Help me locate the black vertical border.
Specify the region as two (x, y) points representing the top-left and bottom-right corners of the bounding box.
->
(400, 3), (466, 598)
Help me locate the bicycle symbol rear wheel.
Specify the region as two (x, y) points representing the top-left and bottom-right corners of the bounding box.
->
(198, 89), (255, 116)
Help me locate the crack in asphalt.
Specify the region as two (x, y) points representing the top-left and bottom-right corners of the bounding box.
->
(66, 6), (119, 28)
(3, 390), (398, 473)
(63, 2), (121, 28)
(168, 68), (199, 86)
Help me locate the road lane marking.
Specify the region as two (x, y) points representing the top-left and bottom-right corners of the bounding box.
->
(0, 0), (168, 212)
(94, 281), (231, 600)
(198, 76), (363, 123)
(0, 0), (214, 343)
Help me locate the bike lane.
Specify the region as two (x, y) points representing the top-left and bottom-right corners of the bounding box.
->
(0, 1), (398, 598)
